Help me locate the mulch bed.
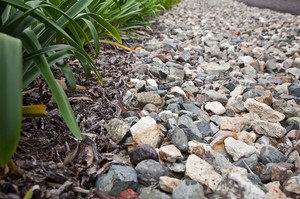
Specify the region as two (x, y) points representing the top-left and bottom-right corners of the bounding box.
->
(0, 26), (159, 199)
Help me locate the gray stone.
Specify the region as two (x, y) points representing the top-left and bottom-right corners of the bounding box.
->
(204, 62), (231, 75)
(260, 146), (286, 164)
(260, 162), (294, 182)
(167, 103), (181, 113)
(165, 162), (186, 173)
(95, 164), (137, 197)
(139, 187), (171, 199)
(204, 149), (235, 176)
(135, 159), (169, 186)
(266, 58), (277, 70)
(170, 67), (185, 80)
(272, 99), (300, 118)
(178, 115), (202, 141)
(233, 153), (258, 171)
(105, 118), (130, 144)
(251, 120), (286, 138)
(129, 144), (159, 166)
(166, 118), (178, 130)
(181, 103), (210, 121)
(213, 172), (265, 199)
(195, 120), (212, 137)
(204, 90), (228, 105)
(166, 61), (184, 70)
(169, 127), (189, 152)
(172, 179), (207, 199)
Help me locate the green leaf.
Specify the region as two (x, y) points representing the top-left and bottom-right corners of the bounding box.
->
(18, 30), (82, 140)
(0, 33), (22, 167)
(56, 60), (76, 92)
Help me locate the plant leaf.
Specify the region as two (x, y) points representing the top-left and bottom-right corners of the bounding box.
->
(18, 30), (82, 140)
(22, 105), (48, 118)
(0, 33), (22, 167)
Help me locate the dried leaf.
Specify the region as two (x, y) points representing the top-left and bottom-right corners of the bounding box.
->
(84, 145), (94, 166)
(63, 143), (79, 165)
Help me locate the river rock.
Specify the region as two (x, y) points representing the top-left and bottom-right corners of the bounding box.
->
(135, 159), (169, 186)
(172, 179), (207, 199)
(128, 144), (159, 166)
(96, 164), (138, 197)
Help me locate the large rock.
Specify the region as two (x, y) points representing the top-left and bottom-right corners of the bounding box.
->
(244, 98), (285, 122)
(135, 159), (169, 186)
(105, 118), (130, 144)
(130, 116), (160, 148)
(251, 120), (286, 138)
(172, 179), (207, 199)
(96, 164), (138, 197)
(224, 137), (256, 161)
(137, 92), (162, 107)
(213, 172), (266, 199)
(185, 154), (222, 191)
(128, 144), (159, 166)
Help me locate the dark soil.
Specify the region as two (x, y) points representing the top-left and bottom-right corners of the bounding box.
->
(236, 0), (300, 15)
(0, 27), (158, 199)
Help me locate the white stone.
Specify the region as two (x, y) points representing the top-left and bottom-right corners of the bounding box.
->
(205, 101), (226, 115)
(146, 78), (158, 89)
(185, 154), (222, 191)
(244, 98), (285, 122)
(224, 137), (256, 161)
(230, 85), (244, 97)
(252, 119), (286, 138)
(130, 116), (160, 148)
(159, 145), (183, 163)
(170, 86), (187, 98)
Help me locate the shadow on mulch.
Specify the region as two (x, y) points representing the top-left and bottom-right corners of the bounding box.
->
(0, 26), (159, 199)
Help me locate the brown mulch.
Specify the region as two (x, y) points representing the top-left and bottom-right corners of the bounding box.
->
(0, 27), (159, 199)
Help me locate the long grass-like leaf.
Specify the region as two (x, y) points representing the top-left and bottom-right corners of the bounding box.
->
(18, 30), (82, 140)
(0, 33), (22, 167)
